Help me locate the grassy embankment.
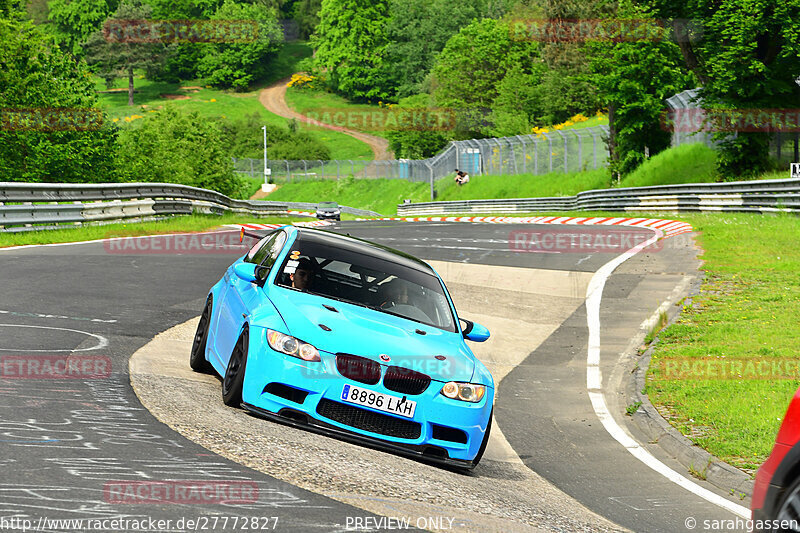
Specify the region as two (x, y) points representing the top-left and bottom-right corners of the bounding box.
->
(0, 214), (303, 249)
(266, 143), (719, 215)
(95, 43), (372, 162)
(646, 213), (800, 473)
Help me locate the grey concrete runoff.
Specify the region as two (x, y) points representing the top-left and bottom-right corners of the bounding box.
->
(129, 260), (625, 533)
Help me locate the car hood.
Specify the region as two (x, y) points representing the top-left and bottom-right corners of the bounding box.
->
(265, 288), (475, 382)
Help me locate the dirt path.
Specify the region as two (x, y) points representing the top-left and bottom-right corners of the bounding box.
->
(259, 78), (394, 161)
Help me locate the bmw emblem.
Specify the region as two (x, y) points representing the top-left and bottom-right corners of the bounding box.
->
(379, 354), (391, 362)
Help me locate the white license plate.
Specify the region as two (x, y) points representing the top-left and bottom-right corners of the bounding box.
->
(340, 384), (416, 418)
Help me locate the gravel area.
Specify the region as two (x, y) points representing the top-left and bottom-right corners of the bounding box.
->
(131, 317), (627, 533)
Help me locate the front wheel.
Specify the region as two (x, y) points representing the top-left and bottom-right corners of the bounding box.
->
(222, 327), (248, 407)
(470, 407), (493, 468)
(776, 475), (800, 531)
(189, 296), (213, 373)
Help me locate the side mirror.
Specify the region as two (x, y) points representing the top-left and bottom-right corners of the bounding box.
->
(233, 263), (258, 283)
(460, 319), (490, 342)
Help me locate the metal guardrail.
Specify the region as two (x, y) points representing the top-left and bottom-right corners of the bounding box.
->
(397, 178), (800, 216)
(0, 182), (381, 232)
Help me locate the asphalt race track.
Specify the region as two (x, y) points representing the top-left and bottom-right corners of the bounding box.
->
(0, 220), (751, 532)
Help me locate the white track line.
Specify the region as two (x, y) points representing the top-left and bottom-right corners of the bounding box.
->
(585, 229), (751, 519)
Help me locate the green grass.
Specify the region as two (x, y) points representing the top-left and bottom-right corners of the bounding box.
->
(0, 214), (301, 248)
(257, 41), (314, 88)
(645, 212), (800, 472)
(285, 86), (389, 137)
(95, 72), (372, 161)
(620, 143), (719, 188)
(264, 177), (430, 215)
(434, 168), (612, 201)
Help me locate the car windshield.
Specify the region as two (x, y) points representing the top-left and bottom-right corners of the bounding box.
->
(274, 237), (456, 332)
(319, 202), (338, 209)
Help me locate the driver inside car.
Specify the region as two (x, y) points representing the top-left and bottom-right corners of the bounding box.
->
(290, 257), (316, 291)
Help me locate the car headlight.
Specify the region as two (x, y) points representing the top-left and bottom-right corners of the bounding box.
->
(266, 329), (320, 362)
(440, 382), (486, 403)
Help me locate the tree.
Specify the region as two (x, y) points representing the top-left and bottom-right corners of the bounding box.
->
(47, 0), (115, 57)
(430, 18), (541, 135)
(197, 0), (284, 91)
(313, 0), (391, 101)
(0, 6), (117, 182)
(489, 64), (545, 137)
(292, 0), (322, 39)
(588, 3), (694, 176)
(531, 0), (611, 124)
(219, 113), (331, 160)
(651, 0), (800, 176)
(83, 0), (169, 106)
(384, 94), (450, 158)
(384, 0), (488, 98)
(115, 107), (242, 196)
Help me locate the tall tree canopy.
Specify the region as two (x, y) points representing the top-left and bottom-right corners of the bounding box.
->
(652, 0), (800, 176)
(47, 0), (115, 57)
(83, 0), (168, 105)
(588, 2), (694, 176)
(313, 0), (390, 101)
(0, 4), (116, 181)
(384, 0), (490, 98)
(197, 0), (284, 91)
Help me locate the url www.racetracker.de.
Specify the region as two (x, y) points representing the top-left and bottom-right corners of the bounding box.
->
(0, 516), (280, 532)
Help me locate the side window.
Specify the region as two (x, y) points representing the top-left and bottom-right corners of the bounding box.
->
(255, 231), (287, 281)
(245, 232), (276, 264)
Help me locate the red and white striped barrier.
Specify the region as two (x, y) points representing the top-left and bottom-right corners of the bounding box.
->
(354, 215), (693, 238)
(229, 215), (693, 239)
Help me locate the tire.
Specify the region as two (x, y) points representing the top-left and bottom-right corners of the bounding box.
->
(222, 326), (248, 407)
(189, 296), (213, 373)
(470, 407), (493, 468)
(775, 475), (800, 531)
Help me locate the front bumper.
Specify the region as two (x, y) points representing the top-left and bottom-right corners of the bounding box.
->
(241, 338), (493, 465)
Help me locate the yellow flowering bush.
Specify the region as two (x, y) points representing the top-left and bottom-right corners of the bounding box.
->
(287, 73), (316, 89)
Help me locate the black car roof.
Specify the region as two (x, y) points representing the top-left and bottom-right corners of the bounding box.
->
(292, 227), (435, 275)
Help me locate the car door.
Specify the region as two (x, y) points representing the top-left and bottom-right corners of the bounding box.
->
(214, 231), (287, 368)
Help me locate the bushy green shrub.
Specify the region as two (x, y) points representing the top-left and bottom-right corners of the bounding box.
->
(115, 107), (242, 196)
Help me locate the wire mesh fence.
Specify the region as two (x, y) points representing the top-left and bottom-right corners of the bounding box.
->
(666, 88), (799, 164)
(232, 125), (611, 186)
(234, 89), (798, 189)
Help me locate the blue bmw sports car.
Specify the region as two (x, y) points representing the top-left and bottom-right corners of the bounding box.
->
(190, 225), (494, 469)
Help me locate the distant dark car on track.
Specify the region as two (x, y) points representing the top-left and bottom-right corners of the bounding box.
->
(752, 386), (800, 531)
(315, 202), (341, 221)
(190, 225), (495, 469)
